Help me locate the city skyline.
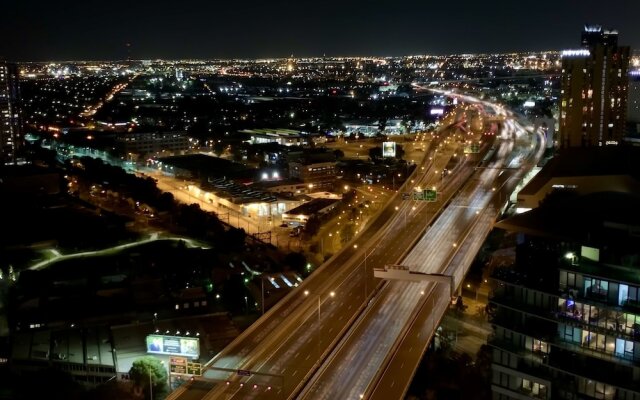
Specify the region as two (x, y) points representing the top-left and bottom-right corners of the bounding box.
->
(2, 0), (639, 61)
(3, 8), (640, 399)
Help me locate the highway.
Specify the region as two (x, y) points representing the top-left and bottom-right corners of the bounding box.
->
(168, 106), (483, 400)
(167, 95), (542, 400)
(299, 113), (543, 399)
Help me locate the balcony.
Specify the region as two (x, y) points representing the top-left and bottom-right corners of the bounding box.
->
(545, 347), (640, 392)
(621, 298), (640, 314)
(492, 384), (548, 400)
(491, 312), (557, 343)
(585, 287), (609, 303)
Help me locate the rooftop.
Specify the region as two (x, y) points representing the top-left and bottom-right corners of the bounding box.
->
(284, 198), (339, 216)
(519, 146), (640, 196)
(160, 154), (252, 179)
(497, 192), (640, 270)
(240, 128), (306, 137)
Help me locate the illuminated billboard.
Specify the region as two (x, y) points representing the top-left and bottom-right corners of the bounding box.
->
(146, 335), (200, 358)
(382, 141), (396, 158)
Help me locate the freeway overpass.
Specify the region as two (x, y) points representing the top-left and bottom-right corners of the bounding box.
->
(167, 95), (542, 400)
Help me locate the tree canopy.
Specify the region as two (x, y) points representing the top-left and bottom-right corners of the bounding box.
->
(129, 356), (169, 400)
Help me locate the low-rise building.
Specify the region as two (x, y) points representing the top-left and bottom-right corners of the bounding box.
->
(116, 131), (192, 157)
(288, 151), (338, 192)
(253, 178), (310, 197)
(242, 128), (312, 147)
(281, 198), (339, 226)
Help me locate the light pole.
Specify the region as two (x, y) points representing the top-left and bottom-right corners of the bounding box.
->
(362, 246), (375, 300)
(149, 368), (153, 400)
(305, 290), (335, 359)
(261, 276), (265, 315)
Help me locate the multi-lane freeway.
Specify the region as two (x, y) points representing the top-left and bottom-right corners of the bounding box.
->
(300, 111), (544, 399)
(168, 93), (544, 400)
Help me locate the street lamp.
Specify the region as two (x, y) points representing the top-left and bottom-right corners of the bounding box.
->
(149, 368), (153, 400)
(305, 290), (336, 355)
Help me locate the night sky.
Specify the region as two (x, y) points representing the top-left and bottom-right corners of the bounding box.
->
(2, 0), (638, 61)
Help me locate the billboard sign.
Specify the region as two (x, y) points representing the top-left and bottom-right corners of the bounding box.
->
(146, 335), (200, 358)
(382, 142), (396, 158)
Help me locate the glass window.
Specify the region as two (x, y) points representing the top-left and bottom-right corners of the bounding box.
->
(605, 336), (616, 354)
(560, 271), (567, 288)
(500, 372), (509, 387)
(629, 286), (638, 303)
(595, 382), (616, 400)
(620, 284), (629, 306)
(568, 272), (576, 288)
(625, 340), (634, 359)
(533, 339), (549, 353)
(616, 338), (625, 356)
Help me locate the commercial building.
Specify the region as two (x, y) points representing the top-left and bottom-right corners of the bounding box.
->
(559, 25), (630, 148)
(185, 178), (300, 220)
(254, 179), (310, 197)
(243, 128), (311, 147)
(0, 61), (23, 163)
(281, 198), (339, 226)
(116, 131), (192, 157)
(288, 151), (338, 191)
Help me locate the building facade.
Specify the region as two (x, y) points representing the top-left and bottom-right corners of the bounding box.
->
(0, 62), (23, 163)
(628, 71), (640, 123)
(116, 131), (191, 157)
(559, 26), (630, 148)
(288, 151), (338, 191)
(490, 193), (640, 400)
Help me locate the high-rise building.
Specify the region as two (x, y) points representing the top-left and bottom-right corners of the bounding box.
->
(0, 61), (23, 163)
(489, 147), (640, 400)
(627, 71), (640, 123)
(559, 25), (630, 148)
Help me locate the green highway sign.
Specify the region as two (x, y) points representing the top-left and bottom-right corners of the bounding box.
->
(425, 189), (437, 202)
(402, 189), (437, 202)
(187, 362), (202, 376)
(464, 143), (480, 154)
